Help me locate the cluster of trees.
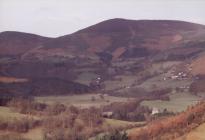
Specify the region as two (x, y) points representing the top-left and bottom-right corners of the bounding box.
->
(129, 102), (205, 140)
(102, 99), (173, 122)
(5, 97), (142, 140)
(190, 78), (205, 95)
(42, 107), (104, 140)
(2, 96), (178, 140)
(0, 77), (91, 97)
(7, 97), (47, 115)
(5, 98), (109, 140)
(0, 93), (14, 106)
(148, 88), (171, 101)
(113, 87), (171, 101)
(95, 130), (128, 140)
(103, 101), (151, 121)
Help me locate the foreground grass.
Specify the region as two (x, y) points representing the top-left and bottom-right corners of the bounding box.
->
(0, 106), (26, 119)
(22, 128), (43, 140)
(20, 119), (144, 140)
(176, 123), (205, 140)
(0, 98), (143, 140)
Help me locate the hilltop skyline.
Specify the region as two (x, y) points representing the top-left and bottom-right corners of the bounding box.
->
(0, 0), (205, 37)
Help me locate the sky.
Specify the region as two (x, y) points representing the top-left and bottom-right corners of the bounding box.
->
(0, 0), (205, 37)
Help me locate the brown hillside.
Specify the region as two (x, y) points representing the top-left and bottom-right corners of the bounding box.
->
(129, 102), (205, 140)
(1, 19), (205, 96)
(0, 31), (52, 56)
(191, 55), (205, 75)
(29, 19), (205, 60)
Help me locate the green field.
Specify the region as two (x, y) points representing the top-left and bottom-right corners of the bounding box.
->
(104, 75), (139, 91)
(35, 94), (130, 108)
(89, 119), (145, 140)
(141, 92), (201, 112)
(104, 119), (145, 128)
(75, 72), (99, 85)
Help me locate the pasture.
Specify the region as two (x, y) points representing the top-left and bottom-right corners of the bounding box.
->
(141, 92), (201, 112)
(35, 94), (130, 108)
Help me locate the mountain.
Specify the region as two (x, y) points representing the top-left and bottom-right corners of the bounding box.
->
(1, 18), (205, 96)
(25, 19), (205, 61)
(1, 19), (205, 61)
(0, 31), (52, 57)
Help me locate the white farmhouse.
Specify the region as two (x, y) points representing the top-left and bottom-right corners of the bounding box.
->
(152, 107), (160, 115)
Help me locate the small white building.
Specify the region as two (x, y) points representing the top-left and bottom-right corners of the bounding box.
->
(171, 75), (178, 79)
(126, 86), (130, 89)
(102, 112), (113, 118)
(152, 107), (160, 115)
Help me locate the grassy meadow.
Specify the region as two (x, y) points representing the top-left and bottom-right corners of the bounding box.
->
(141, 92), (201, 112)
(35, 94), (130, 108)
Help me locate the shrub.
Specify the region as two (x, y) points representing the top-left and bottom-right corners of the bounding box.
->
(46, 103), (66, 115)
(7, 98), (47, 114)
(103, 101), (151, 121)
(95, 130), (128, 140)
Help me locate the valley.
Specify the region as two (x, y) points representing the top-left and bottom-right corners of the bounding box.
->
(0, 19), (205, 140)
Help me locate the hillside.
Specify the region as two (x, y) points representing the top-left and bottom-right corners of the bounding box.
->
(0, 77), (90, 96)
(1, 19), (205, 96)
(176, 123), (205, 140)
(0, 31), (52, 57)
(129, 102), (205, 140)
(30, 19), (205, 61)
(1, 19), (205, 62)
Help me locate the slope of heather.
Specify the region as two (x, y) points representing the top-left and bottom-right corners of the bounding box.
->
(129, 102), (205, 140)
(176, 123), (205, 140)
(1, 19), (205, 61)
(1, 19), (205, 96)
(190, 53), (205, 76)
(0, 31), (52, 57)
(29, 19), (205, 61)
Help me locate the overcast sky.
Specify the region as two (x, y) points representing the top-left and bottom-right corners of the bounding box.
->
(0, 0), (205, 37)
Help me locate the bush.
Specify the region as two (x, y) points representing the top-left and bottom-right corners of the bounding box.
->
(103, 101), (151, 121)
(7, 98), (47, 114)
(42, 106), (107, 140)
(46, 103), (66, 115)
(95, 130), (128, 140)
